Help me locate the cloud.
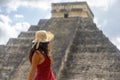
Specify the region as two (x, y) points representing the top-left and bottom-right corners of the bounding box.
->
(87, 0), (118, 11)
(0, 20), (17, 44)
(0, 0), (119, 13)
(14, 14), (24, 18)
(0, 14), (30, 45)
(64, 0), (118, 11)
(13, 22), (30, 33)
(4, 0), (61, 12)
(0, 15), (12, 24)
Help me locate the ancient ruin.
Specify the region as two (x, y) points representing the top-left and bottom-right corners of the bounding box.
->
(0, 2), (120, 80)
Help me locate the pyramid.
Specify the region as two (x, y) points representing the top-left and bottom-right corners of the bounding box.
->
(0, 2), (120, 80)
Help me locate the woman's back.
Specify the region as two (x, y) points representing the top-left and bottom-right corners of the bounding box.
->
(34, 52), (55, 80)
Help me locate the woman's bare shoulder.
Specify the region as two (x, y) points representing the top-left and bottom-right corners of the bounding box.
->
(34, 50), (44, 58)
(32, 50), (44, 65)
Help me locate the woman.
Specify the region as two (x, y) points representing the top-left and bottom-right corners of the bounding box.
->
(28, 30), (55, 80)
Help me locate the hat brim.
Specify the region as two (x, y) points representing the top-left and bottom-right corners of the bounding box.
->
(32, 31), (54, 43)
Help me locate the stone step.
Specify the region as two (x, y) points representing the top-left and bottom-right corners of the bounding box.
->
(78, 29), (100, 33)
(38, 19), (54, 30)
(68, 53), (120, 60)
(67, 57), (118, 64)
(0, 69), (11, 80)
(78, 36), (109, 41)
(79, 45), (117, 50)
(86, 24), (99, 30)
(78, 38), (110, 45)
(77, 44), (115, 48)
(7, 52), (25, 60)
(5, 45), (30, 53)
(0, 51), (27, 79)
(0, 45), (6, 58)
(64, 61), (120, 72)
(28, 19), (49, 31)
(71, 45), (118, 53)
(81, 17), (93, 23)
(37, 19), (48, 25)
(0, 52), (6, 59)
(79, 23), (99, 31)
(60, 71), (120, 80)
(4, 52), (25, 63)
(77, 30), (106, 38)
(51, 17), (79, 22)
(79, 29), (101, 32)
(18, 31), (35, 39)
(28, 25), (40, 31)
(1, 47), (29, 68)
(6, 38), (33, 46)
(0, 49), (27, 70)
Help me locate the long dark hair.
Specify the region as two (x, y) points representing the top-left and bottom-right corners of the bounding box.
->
(29, 42), (49, 63)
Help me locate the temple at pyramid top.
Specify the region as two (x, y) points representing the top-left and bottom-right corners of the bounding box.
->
(51, 2), (94, 19)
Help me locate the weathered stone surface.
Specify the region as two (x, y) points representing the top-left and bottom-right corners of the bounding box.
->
(18, 31), (35, 39)
(58, 18), (120, 80)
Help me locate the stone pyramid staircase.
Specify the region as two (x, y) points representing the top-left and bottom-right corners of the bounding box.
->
(0, 17), (120, 80)
(59, 18), (120, 80)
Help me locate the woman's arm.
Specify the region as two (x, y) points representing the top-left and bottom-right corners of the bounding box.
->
(28, 52), (39, 80)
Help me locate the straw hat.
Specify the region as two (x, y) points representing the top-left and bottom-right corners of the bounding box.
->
(32, 30), (54, 43)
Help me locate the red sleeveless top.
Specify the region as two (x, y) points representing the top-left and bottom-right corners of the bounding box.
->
(34, 53), (55, 80)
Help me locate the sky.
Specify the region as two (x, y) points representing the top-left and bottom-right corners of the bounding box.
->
(0, 0), (120, 50)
